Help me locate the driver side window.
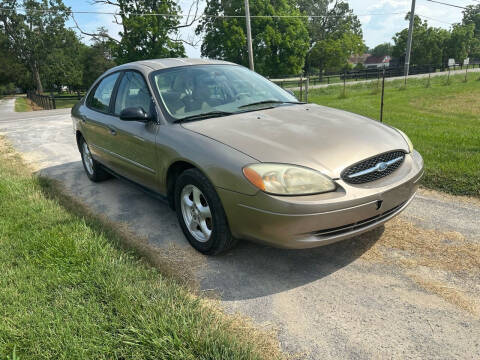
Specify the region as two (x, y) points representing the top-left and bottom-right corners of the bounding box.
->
(114, 71), (153, 116)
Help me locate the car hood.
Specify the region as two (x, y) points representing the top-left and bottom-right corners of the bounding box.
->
(181, 103), (408, 178)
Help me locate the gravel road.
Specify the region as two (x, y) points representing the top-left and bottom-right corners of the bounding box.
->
(1, 100), (479, 359)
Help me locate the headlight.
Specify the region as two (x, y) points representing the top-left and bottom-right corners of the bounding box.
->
(242, 163), (336, 195)
(396, 129), (414, 153)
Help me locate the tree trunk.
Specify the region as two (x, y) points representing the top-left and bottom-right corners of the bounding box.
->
(32, 62), (43, 93)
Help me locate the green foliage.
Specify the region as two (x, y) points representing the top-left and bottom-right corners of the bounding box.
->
(110, 0), (185, 63)
(42, 29), (86, 91)
(462, 4), (480, 38)
(196, 0), (309, 76)
(301, 0), (365, 73)
(393, 15), (450, 67)
(447, 23), (475, 64)
(460, 5), (480, 59)
(370, 42), (393, 57)
(310, 32), (365, 73)
(0, 32), (32, 91)
(393, 12), (480, 66)
(80, 31), (116, 89)
(0, 83), (16, 95)
(353, 62), (365, 70)
(0, 0), (71, 92)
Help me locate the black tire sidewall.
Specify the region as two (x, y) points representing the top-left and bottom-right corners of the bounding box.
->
(174, 169), (233, 255)
(79, 137), (109, 182)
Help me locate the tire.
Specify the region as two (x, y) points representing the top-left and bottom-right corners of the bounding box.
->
(174, 168), (237, 255)
(79, 137), (111, 182)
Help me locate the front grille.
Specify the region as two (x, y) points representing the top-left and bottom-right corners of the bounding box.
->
(314, 201), (406, 238)
(341, 150), (406, 184)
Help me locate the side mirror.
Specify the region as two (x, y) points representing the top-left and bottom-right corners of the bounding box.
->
(119, 107), (151, 122)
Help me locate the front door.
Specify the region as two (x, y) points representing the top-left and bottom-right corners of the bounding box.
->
(107, 71), (159, 191)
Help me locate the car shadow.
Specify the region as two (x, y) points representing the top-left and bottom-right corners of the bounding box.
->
(201, 226), (383, 300)
(38, 160), (384, 301)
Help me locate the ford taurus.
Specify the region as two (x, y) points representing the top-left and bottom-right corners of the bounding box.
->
(71, 58), (424, 255)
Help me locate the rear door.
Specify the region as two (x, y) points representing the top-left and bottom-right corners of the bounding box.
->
(108, 71), (159, 191)
(81, 72), (121, 169)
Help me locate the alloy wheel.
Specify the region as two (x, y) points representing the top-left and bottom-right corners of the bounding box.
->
(180, 184), (213, 242)
(82, 142), (94, 175)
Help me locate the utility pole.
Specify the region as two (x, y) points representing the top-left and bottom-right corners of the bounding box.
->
(244, 0), (254, 71)
(404, 0), (416, 82)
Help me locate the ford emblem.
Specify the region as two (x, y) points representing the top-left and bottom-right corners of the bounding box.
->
(376, 162), (388, 172)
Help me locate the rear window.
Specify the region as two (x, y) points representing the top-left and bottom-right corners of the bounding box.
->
(87, 72), (120, 113)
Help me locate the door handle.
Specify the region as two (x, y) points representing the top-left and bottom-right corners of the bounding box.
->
(81, 115), (87, 123)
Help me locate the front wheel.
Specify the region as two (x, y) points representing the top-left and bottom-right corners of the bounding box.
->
(175, 168), (237, 255)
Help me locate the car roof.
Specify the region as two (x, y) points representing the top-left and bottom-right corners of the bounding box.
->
(107, 58), (237, 73)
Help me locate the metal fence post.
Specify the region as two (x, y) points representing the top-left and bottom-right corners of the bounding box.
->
(305, 75), (309, 103)
(380, 67), (386, 123)
(299, 74), (303, 102)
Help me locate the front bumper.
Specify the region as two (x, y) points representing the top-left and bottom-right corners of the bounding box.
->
(218, 150), (424, 249)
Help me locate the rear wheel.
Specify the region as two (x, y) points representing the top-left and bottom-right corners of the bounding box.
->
(79, 137), (111, 182)
(175, 168), (237, 255)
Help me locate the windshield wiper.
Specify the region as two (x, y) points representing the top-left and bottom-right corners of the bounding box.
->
(239, 100), (304, 108)
(173, 110), (234, 123)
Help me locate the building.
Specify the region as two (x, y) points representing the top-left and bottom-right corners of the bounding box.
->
(348, 53), (371, 66)
(364, 55), (391, 69)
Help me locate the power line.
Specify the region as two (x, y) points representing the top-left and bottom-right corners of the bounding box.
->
(0, 6), (457, 25)
(425, 0), (467, 9)
(0, 6), (409, 18)
(417, 13), (455, 24)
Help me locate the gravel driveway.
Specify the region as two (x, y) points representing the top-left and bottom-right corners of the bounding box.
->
(1, 100), (479, 359)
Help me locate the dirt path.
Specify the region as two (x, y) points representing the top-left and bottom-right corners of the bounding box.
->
(1, 99), (478, 359)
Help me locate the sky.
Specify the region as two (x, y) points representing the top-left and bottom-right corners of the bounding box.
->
(64, 0), (475, 57)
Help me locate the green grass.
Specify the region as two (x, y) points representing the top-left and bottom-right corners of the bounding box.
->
(54, 98), (80, 109)
(305, 73), (480, 197)
(0, 139), (281, 360)
(14, 97), (32, 112)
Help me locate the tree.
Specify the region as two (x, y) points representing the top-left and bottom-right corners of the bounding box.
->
(80, 29), (116, 90)
(447, 23), (475, 63)
(462, 4), (480, 37)
(42, 28), (86, 91)
(298, 0), (365, 74)
(75, 0), (194, 64)
(0, 30), (32, 91)
(393, 15), (449, 67)
(461, 4), (480, 59)
(370, 43), (393, 57)
(309, 33), (364, 73)
(196, 0), (309, 77)
(0, 0), (71, 92)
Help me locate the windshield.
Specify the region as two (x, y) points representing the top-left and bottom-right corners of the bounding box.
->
(151, 64), (299, 121)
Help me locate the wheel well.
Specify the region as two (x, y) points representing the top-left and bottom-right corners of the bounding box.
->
(166, 161), (195, 209)
(75, 131), (84, 152)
